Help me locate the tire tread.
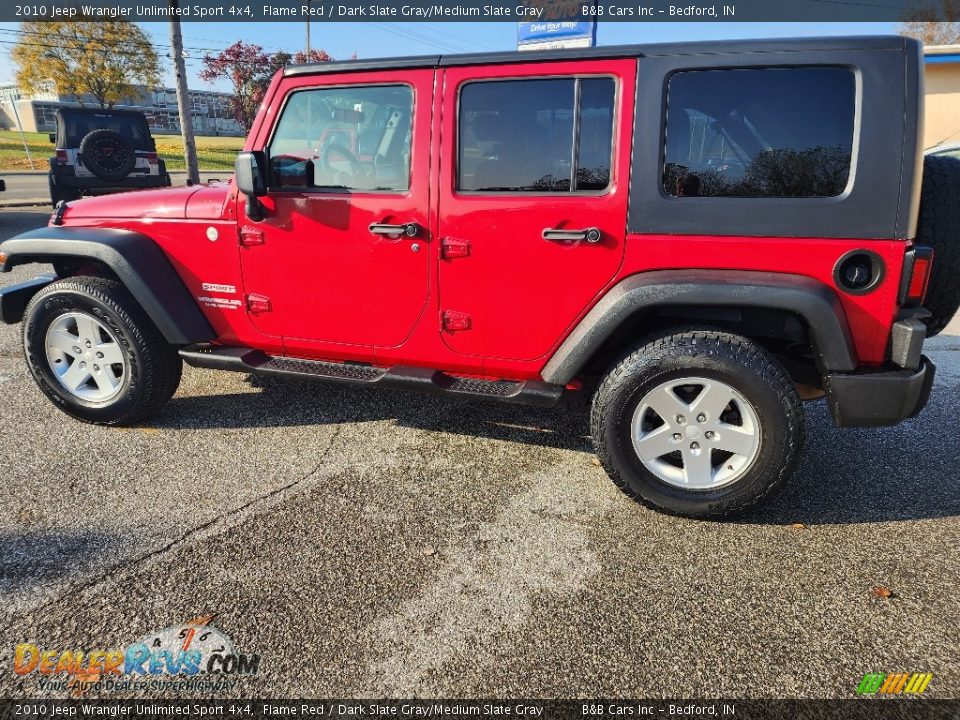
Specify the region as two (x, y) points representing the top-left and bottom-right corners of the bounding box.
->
(23, 276), (181, 426)
(590, 328), (804, 518)
(917, 155), (960, 336)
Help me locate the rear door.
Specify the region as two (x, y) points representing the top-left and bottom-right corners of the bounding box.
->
(436, 59), (635, 361)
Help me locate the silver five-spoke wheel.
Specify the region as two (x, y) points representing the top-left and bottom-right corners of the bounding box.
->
(44, 312), (127, 402)
(631, 376), (761, 489)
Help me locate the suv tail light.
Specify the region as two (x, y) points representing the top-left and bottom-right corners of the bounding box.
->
(899, 246), (934, 307)
(146, 152), (158, 166)
(55, 149), (68, 165)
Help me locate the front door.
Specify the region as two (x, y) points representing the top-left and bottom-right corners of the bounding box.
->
(437, 60), (635, 361)
(239, 70), (433, 348)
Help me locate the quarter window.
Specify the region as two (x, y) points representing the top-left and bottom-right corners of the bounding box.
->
(268, 85), (413, 192)
(458, 77), (615, 193)
(663, 68), (855, 198)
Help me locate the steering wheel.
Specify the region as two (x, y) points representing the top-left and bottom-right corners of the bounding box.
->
(320, 143), (365, 183)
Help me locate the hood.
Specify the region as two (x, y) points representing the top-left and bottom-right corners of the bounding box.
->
(62, 182), (232, 221)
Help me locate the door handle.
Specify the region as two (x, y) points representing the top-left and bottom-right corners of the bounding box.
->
(542, 227), (601, 243)
(369, 222), (421, 237)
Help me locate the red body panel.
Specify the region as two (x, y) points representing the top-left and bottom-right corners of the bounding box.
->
(618, 235), (906, 365)
(54, 59), (909, 381)
(62, 185), (202, 219)
(436, 60), (636, 362)
(237, 69), (435, 354)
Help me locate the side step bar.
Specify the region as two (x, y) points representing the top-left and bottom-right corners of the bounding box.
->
(179, 345), (563, 408)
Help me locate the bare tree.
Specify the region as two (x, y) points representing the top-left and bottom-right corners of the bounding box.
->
(899, 1), (960, 45)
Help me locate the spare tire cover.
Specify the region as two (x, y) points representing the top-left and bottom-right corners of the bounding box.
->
(79, 128), (136, 182)
(915, 154), (960, 337)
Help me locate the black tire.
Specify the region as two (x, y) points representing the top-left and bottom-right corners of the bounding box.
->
(50, 191), (71, 209)
(591, 328), (804, 519)
(916, 154), (960, 336)
(78, 129), (136, 182)
(49, 177), (77, 208)
(23, 276), (182, 426)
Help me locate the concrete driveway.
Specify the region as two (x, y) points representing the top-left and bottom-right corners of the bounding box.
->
(0, 208), (957, 698)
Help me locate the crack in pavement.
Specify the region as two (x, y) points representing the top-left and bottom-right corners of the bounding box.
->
(1, 414), (357, 625)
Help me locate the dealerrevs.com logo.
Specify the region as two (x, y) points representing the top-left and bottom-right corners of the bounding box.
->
(856, 672), (933, 696)
(11, 614), (260, 695)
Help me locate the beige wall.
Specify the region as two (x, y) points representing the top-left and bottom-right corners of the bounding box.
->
(0, 100), (42, 133)
(924, 63), (960, 149)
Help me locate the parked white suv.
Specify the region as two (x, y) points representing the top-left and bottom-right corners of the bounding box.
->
(48, 108), (170, 206)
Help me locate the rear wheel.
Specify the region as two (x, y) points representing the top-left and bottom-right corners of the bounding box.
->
(49, 182), (78, 208)
(591, 328), (804, 518)
(23, 276), (182, 425)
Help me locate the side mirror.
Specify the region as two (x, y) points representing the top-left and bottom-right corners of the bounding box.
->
(235, 151), (267, 221)
(49, 133), (56, 143)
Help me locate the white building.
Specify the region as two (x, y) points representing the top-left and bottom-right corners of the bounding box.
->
(0, 83), (244, 137)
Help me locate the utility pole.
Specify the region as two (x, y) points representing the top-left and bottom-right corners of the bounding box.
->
(305, 0), (312, 55)
(169, 0), (200, 185)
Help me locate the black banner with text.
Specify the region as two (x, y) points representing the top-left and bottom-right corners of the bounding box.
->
(2, 700), (960, 720)
(3, 0), (959, 23)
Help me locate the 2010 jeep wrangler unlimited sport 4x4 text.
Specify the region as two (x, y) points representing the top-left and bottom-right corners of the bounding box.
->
(2, 36), (957, 518)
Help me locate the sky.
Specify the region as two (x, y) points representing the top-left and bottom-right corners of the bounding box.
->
(0, 21), (898, 92)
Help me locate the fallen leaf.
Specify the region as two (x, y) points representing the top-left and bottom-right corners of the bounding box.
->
(591, 458), (601, 467)
(871, 585), (893, 599)
(790, 522), (806, 530)
(422, 546), (437, 557)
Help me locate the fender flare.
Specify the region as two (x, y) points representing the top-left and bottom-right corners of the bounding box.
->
(0, 226), (215, 345)
(541, 269), (857, 385)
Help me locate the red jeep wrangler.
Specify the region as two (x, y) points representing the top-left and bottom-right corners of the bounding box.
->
(2, 36), (957, 518)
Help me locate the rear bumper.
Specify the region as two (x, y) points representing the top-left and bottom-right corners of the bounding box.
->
(826, 356), (935, 427)
(50, 171), (170, 193)
(0, 275), (56, 324)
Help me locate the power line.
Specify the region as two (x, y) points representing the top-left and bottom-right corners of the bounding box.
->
(368, 22), (468, 52)
(0, 26), (231, 55)
(429, 25), (500, 51)
(0, 37), (162, 60)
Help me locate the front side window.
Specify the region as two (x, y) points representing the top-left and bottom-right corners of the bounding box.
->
(458, 77), (615, 193)
(663, 67), (855, 198)
(268, 84), (413, 192)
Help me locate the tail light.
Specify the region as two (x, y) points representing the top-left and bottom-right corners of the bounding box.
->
(899, 246), (934, 307)
(146, 152), (158, 166)
(55, 149), (68, 164)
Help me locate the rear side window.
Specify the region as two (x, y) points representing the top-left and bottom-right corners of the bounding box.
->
(268, 84), (413, 192)
(663, 67), (855, 198)
(458, 77), (615, 193)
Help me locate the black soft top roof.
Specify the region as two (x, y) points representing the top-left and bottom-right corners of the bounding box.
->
(54, 107), (153, 148)
(55, 107), (150, 121)
(284, 35), (915, 77)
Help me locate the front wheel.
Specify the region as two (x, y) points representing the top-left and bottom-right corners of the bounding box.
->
(23, 276), (182, 425)
(591, 328), (805, 518)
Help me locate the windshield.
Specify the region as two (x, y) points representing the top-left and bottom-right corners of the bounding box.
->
(61, 112), (152, 150)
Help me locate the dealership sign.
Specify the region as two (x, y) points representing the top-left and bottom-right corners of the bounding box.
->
(517, 1), (596, 50)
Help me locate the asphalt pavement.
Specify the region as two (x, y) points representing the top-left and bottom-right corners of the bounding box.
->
(0, 206), (958, 698)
